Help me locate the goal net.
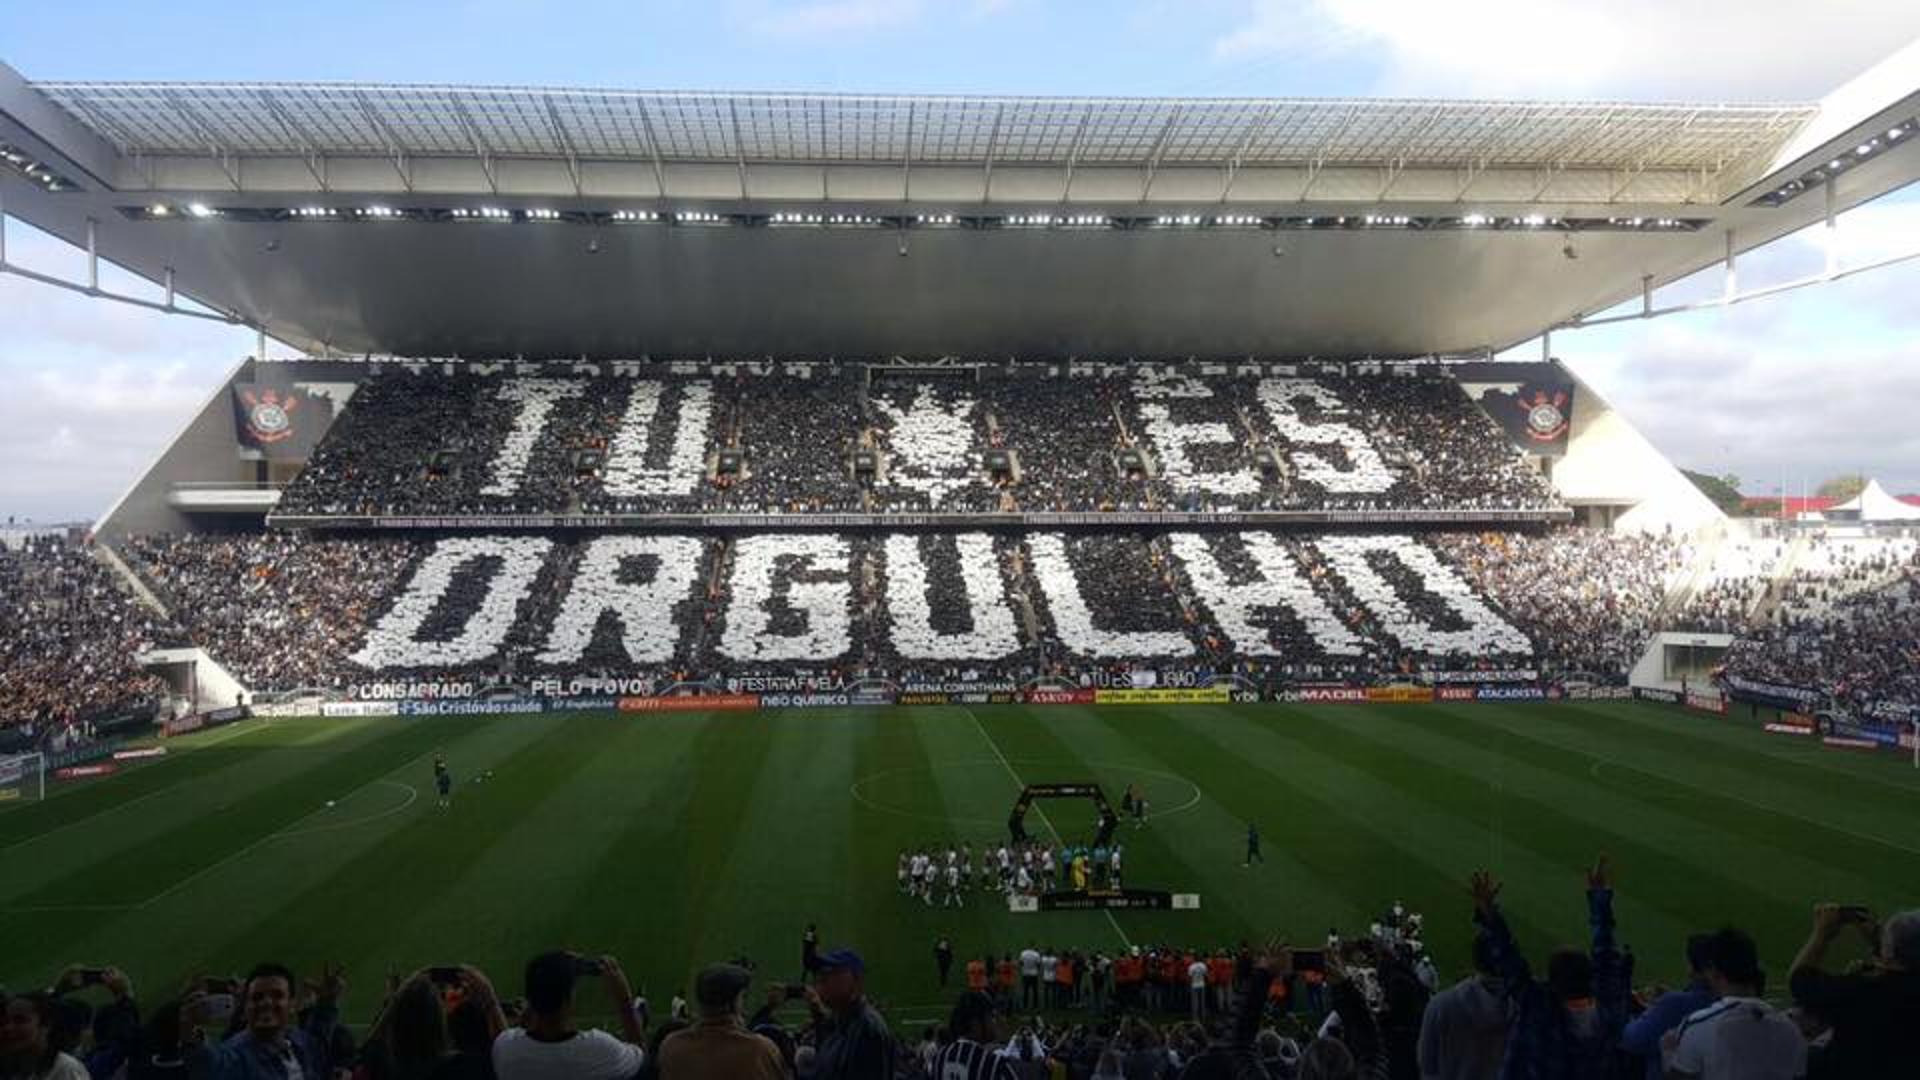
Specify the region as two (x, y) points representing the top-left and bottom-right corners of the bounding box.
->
(0, 753), (45, 804)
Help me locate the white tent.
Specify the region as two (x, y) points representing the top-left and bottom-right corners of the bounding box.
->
(1825, 479), (1920, 522)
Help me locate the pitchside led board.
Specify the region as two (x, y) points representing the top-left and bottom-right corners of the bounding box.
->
(1452, 362), (1578, 457)
(231, 373), (326, 458)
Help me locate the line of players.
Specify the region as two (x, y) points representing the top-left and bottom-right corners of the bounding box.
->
(898, 839), (1126, 906)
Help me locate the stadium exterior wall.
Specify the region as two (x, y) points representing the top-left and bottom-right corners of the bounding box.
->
(1551, 360), (1723, 536)
(94, 358), (257, 541)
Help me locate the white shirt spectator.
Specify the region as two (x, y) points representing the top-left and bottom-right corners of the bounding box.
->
(1667, 997), (1806, 1080)
(492, 1027), (644, 1080)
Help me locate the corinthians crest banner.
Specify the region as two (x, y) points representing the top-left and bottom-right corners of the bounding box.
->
(1452, 362), (1577, 457)
(231, 375), (322, 457)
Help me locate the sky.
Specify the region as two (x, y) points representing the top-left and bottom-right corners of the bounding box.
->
(3, 0), (1920, 521)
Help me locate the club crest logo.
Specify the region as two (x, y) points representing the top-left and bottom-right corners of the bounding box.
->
(240, 387), (299, 444)
(1518, 387), (1569, 442)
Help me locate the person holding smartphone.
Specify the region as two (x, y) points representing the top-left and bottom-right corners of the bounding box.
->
(1788, 903), (1920, 1079)
(491, 952), (645, 1080)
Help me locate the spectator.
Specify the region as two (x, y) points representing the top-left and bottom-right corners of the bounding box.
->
(1298, 1037), (1359, 1080)
(358, 975), (451, 1080)
(1, 993), (88, 1080)
(927, 991), (1017, 1080)
(1787, 904), (1920, 1079)
(656, 963), (783, 1080)
(491, 953), (645, 1080)
(1619, 935), (1714, 1080)
(1469, 859), (1632, 1080)
(182, 962), (346, 1080)
(805, 950), (894, 1080)
(1662, 927), (1804, 1080)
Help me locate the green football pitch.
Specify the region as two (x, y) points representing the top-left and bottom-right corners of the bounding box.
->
(3, 701), (1914, 1028)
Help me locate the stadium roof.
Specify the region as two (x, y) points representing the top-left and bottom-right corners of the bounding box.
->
(34, 83), (1813, 185)
(3, 47), (1919, 359)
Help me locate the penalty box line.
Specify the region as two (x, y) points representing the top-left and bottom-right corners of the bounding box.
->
(960, 706), (1135, 951)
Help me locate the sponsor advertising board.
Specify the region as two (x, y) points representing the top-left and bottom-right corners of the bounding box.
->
(1764, 719), (1815, 736)
(1634, 687), (1681, 704)
(55, 763), (118, 780)
(1436, 686), (1477, 702)
(1366, 686), (1435, 704)
(112, 746), (168, 761)
(1685, 692), (1727, 715)
(1475, 686), (1549, 701)
(1023, 689), (1096, 705)
(320, 701), (399, 718)
(542, 697), (620, 713)
(1092, 687), (1232, 705)
(1428, 669), (1538, 685)
(398, 700), (542, 717)
(618, 694), (760, 713)
(900, 681), (1019, 695)
(1291, 685), (1368, 703)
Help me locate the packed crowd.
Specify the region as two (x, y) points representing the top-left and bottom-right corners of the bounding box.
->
(0, 535), (175, 740)
(273, 367), (1565, 520)
(10, 864), (1913, 1079)
(1723, 536), (1920, 716)
(120, 534), (426, 693)
(1435, 530), (1692, 681)
(82, 525), (1759, 698)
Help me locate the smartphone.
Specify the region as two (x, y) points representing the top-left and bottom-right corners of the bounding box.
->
(78, 968), (110, 986)
(204, 994), (236, 1023)
(428, 967), (465, 985)
(783, 984), (807, 997)
(574, 957), (606, 977)
(1839, 905), (1873, 923)
(201, 977), (239, 995)
(1291, 950), (1327, 973)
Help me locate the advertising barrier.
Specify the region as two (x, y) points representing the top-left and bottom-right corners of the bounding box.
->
(900, 681), (1019, 696)
(1365, 686), (1435, 704)
(1764, 718), (1816, 736)
(320, 701), (399, 718)
(1093, 687), (1232, 705)
(1429, 669), (1538, 685)
(54, 763), (118, 780)
(1435, 686), (1477, 702)
(1822, 735), (1881, 750)
(397, 699), (543, 717)
(543, 697), (621, 713)
(1282, 685), (1368, 703)
(112, 746), (168, 761)
(1684, 692), (1728, 715)
(1476, 686), (1552, 701)
(618, 694), (760, 713)
(1565, 686), (1634, 700)
(1023, 689), (1096, 706)
(1634, 687), (1681, 704)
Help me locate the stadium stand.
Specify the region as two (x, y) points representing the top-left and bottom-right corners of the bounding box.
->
(1433, 529), (1693, 682)
(116, 529), (1564, 694)
(20, 873), (1916, 1080)
(0, 535), (175, 746)
(273, 366), (1562, 520)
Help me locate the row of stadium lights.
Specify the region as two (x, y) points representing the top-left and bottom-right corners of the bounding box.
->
(1757, 119), (1913, 207)
(137, 203), (1703, 232)
(0, 143), (76, 192)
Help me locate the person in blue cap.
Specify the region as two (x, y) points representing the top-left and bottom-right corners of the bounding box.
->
(803, 949), (894, 1080)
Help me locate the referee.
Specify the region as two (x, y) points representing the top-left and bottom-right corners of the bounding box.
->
(928, 991), (1018, 1080)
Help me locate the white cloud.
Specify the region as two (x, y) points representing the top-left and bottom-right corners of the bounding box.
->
(0, 226), (257, 523)
(1213, 0), (1920, 99)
